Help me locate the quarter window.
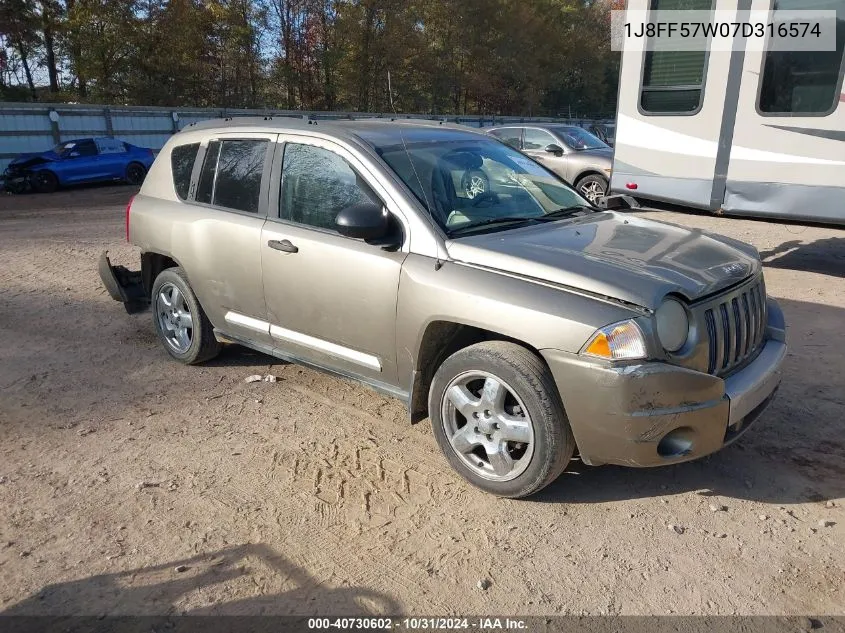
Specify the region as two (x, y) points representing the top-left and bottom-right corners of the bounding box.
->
(170, 142), (200, 200)
(640, 0), (714, 114)
(758, 0), (845, 115)
(522, 128), (558, 150)
(195, 139), (268, 213)
(280, 143), (379, 231)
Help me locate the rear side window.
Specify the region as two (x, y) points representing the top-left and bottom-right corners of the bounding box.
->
(170, 142), (200, 200)
(523, 128), (558, 150)
(195, 139), (268, 213)
(489, 128), (522, 149)
(95, 137), (127, 154)
(640, 0), (714, 114)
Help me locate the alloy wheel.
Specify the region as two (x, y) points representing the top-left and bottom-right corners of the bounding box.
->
(579, 180), (605, 204)
(440, 371), (535, 481)
(155, 282), (194, 354)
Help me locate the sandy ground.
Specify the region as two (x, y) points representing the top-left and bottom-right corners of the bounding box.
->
(0, 185), (843, 617)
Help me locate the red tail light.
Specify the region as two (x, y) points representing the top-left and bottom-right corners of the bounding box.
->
(626, 182), (639, 190)
(125, 195), (135, 242)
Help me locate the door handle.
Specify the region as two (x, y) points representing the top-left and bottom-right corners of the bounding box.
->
(268, 239), (298, 253)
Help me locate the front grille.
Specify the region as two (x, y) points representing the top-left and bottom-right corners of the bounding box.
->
(702, 277), (767, 376)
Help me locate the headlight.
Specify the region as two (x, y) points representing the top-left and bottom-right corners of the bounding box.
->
(655, 298), (689, 352)
(581, 320), (647, 360)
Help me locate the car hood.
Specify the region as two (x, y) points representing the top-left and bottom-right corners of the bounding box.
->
(9, 151), (58, 167)
(445, 212), (761, 310)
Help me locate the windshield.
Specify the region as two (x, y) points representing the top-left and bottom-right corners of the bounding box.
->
(551, 126), (609, 150)
(373, 138), (594, 236)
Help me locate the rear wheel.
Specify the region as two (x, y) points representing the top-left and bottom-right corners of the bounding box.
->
(428, 341), (575, 498)
(32, 170), (58, 194)
(575, 173), (608, 205)
(151, 267), (220, 364)
(126, 162), (147, 185)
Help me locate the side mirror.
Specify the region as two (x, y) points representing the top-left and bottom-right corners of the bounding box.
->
(545, 143), (563, 155)
(335, 202), (389, 240)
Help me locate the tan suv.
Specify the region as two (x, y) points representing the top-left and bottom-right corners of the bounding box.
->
(99, 118), (786, 498)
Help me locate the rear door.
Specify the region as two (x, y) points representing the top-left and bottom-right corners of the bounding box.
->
(179, 133), (276, 347)
(61, 139), (103, 182)
(94, 137), (130, 180)
(260, 135), (408, 387)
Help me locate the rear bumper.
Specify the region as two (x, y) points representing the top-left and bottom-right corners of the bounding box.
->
(98, 251), (148, 314)
(542, 299), (786, 467)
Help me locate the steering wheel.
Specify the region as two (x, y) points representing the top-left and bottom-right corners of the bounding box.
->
(470, 191), (500, 208)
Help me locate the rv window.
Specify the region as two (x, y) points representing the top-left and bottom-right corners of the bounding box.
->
(640, 0), (713, 114)
(758, 1), (845, 116)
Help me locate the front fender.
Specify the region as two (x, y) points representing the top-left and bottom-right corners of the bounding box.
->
(395, 253), (640, 390)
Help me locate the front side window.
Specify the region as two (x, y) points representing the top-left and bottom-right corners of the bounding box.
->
(488, 128), (522, 149)
(170, 142), (200, 200)
(522, 128), (558, 150)
(58, 139), (98, 158)
(640, 0), (714, 114)
(195, 139), (267, 213)
(373, 136), (593, 237)
(280, 143), (379, 231)
(758, 0), (845, 115)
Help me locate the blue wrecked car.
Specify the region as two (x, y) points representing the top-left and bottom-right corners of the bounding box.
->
(2, 137), (156, 193)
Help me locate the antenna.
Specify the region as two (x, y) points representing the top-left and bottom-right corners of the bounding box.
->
(387, 70), (396, 114)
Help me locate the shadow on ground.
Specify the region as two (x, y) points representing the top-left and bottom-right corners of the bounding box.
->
(2, 544), (400, 616)
(760, 238), (845, 278)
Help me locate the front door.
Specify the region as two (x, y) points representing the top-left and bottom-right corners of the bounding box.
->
(521, 127), (571, 183)
(260, 136), (407, 387)
(62, 138), (104, 182)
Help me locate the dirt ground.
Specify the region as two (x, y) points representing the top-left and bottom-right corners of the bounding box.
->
(0, 185), (843, 617)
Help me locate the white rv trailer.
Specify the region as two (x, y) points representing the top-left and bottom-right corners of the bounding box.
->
(611, 0), (845, 224)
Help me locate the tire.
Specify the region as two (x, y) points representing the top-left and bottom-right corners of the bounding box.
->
(126, 162), (147, 185)
(428, 341), (575, 498)
(575, 173), (608, 205)
(151, 267), (220, 364)
(32, 170), (58, 194)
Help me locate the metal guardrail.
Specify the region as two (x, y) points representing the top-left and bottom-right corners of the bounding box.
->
(0, 102), (614, 173)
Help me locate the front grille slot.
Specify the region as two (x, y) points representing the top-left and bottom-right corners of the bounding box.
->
(699, 277), (767, 376)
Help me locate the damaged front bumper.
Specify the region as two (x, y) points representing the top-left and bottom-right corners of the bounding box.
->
(98, 251), (149, 314)
(542, 299), (786, 467)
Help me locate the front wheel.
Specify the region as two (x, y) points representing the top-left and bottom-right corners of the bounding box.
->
(575, 174), (608, 205)
(32, 170), (58, 194)
(151, 267), (220, 364)
(428, 341), (575, 498)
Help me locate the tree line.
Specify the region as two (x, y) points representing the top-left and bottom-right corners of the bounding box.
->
(0, 0), (619, 117)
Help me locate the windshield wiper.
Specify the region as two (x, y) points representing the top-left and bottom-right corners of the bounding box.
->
(542, 205), (595, 218)
(448, 216), (541, 235)
(448, 206), (595, 236)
